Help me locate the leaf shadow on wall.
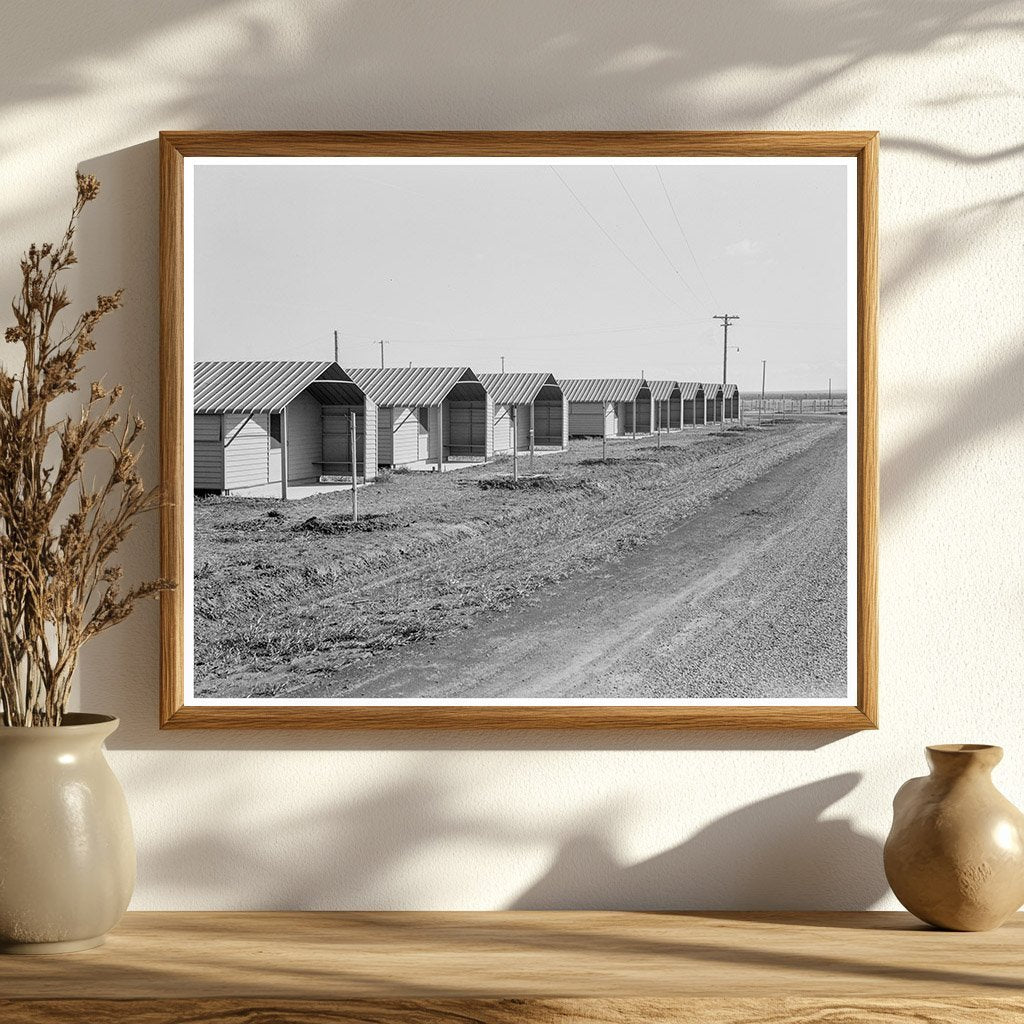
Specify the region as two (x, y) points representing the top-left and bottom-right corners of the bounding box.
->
(130, 760), (886, 911)
(1, 0), (1019, 247)
(511, 773), (887, 910)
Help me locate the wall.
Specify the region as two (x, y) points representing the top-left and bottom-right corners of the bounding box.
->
(285, 390), (324, 483)
(1, 0), (1021, 911)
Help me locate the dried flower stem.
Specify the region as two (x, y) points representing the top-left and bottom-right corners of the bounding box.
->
(0, 173), (172, 726)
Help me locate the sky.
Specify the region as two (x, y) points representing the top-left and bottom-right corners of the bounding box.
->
(192, 158), (851, 393)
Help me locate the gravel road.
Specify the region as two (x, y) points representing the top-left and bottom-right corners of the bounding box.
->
(287, 420), (848, 700)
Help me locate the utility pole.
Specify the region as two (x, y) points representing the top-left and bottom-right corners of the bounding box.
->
(380, 340), (387, 369)
(333, 330), (340, 363)
(828, 376), (832, 411)
(760, 359), (766, 426)
(713, 314), (740, 432)
(500, 356), (506, 375)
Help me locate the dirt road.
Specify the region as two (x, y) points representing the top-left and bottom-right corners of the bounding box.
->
(286, 421), (847, 700)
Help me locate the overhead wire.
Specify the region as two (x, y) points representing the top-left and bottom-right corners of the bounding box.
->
(655, 166), (720, 310)
(611, 166), (708, 313)
(549, 165), (692, 315)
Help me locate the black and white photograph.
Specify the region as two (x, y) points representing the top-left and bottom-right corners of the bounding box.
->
(180, 150), (861, 712)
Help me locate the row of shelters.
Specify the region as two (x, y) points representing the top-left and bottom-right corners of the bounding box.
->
(192, 361), (740, 497)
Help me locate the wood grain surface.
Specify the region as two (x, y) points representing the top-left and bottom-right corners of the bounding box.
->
(159, 130), (879, 731)
(0, 912), (1019, 1023)
(3, 997), (1023, 1024)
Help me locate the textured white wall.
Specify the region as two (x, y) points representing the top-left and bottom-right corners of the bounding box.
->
(2, 0), (1021, 910)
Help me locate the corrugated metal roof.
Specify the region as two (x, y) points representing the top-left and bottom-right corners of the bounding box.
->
(561, 378), (649, 403)
(193, 360), (359, 414)
(679, 381), (704, 400)
(648, 379), (681, 402)
(723, 383), (739, 398)
(346, 367), (481, 406)
(702, 382), (723, 398)
(477, 372), (560, 405)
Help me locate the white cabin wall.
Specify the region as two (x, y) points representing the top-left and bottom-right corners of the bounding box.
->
(363, 399), (378, 479)
(193, 415), (224, 490)
(389, 406), (421, 466)
(493, 403), (514, 454)
(485, 394), (494, 458)
(377, 406), (393, 465)
(285, 391), (323, 483)
(223, 412), (271, 491)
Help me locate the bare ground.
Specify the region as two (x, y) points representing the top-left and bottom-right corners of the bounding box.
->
(194, 417), (847, 699)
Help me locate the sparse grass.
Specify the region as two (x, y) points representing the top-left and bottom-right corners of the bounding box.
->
(292, 512), (405, 535)
(475, 474), (587, 492)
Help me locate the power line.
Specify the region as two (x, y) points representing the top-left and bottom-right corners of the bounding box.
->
(549, 166), (690, 314)
(611, 166), (706, 312)
(320, 318), (711, 348)
(742, 319), (847, 330)
(655, 166), (719, 309)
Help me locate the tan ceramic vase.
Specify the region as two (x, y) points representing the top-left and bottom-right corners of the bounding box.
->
(884, 744), (1024, 931)
(0, 714), (135, 953)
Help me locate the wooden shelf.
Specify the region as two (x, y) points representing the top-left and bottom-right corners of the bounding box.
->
(1, 911), (1021, 1022)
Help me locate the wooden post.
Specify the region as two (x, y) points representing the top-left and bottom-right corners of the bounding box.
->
(632, 398), (637, 440)
(529, 404), (535, 473)
(280, 406), (289, 500)
(656, 402), (661, 448)
(437, 401), (444, 473)
(602, 430), (607, 461)
(511, 406), (518, 482)
(349, 411), (358, 523)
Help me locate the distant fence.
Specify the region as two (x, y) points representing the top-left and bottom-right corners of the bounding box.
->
(741, 396), (848, 418)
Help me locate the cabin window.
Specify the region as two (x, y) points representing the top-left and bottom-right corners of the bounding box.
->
(269, 413), (282, 448)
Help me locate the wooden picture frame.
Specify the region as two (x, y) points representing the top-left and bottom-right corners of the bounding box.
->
(160, 131), (878, 730)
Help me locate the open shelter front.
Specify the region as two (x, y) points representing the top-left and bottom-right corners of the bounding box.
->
(681, 382), (705, 426)
(724, 383), (740, 420)
(192, 360), (376, 498)
(649, 380), (682, 432)
(562, 378), (652, 438)
(704, 382), (723, 425)
(347, 367), (493, 471)
(478, 373), (568, 453)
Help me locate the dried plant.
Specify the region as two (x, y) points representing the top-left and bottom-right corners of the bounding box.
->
(0, 174), (172, 726)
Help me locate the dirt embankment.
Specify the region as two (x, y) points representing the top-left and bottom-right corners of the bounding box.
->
(194, 419), (844, 698)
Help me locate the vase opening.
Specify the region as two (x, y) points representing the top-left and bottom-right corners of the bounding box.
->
(926, 743), (1003, 773)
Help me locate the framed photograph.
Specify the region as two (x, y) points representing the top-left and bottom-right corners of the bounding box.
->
(160, 131), (877, 729)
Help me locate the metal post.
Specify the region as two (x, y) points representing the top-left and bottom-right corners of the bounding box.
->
(632, 398), (637, 440)
(280, 407), (289, 500)
(602, 430), (607, 461)
(760, 360), (766, 426)
(333, 330), (339, 363)
(656, 401), (661, 447)
(349, 411), (358, 522)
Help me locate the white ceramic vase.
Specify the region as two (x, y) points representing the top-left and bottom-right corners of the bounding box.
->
(0, 713), (135, 953)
